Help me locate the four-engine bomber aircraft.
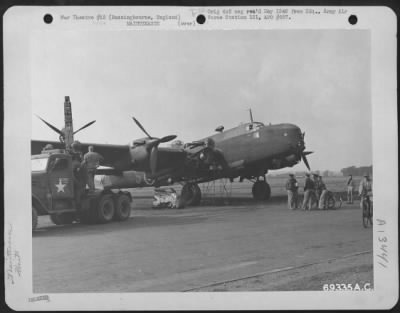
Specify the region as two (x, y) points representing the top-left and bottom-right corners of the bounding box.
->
(31, 97), (312, 205)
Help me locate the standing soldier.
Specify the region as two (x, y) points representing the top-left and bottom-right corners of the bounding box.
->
(301, 173), (315, 210)
(71, 141), (85, 204)
(346, 174), (355, 204)
(313, 173), (321, 201)
(285, 173), (299, 210)
(318, 176), (328, 210)
(82, 145), (104, 191)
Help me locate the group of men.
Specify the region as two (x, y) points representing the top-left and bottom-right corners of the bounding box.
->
(286, 172), (373, 211)
(286, 172), (328, 210)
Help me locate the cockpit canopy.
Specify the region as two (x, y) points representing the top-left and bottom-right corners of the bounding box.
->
(245, 122), (264, 132)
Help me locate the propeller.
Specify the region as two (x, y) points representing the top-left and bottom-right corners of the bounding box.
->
(73, 120), (96, 135)
(301, 152), (311, 171)
(299, 131), (312, 171)
(131, 116), (177, 176)
(150, 146), (158, 175)
(37, 115), (96, 147)
(36, 115), (64, 137)
(132, 117), (153, 139)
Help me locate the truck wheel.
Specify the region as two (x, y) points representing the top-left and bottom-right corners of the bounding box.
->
(79, 207), (97, 224)
(50, 214), (63, 225)
(113, 194), (131, 221)
(50, 213), (75, 225)
(32, 207), (38, 231)
(96, 194), (115, 223)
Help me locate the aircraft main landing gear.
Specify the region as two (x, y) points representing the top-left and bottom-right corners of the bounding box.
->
(252, 179), (271, 200)
(181, 183), (202, 206)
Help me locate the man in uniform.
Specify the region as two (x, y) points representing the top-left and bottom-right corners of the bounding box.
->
(346, 174), (355, 204)
(301, 173), (315, 210)
(318, 175), (328, 210)
(70, 141), (86, 204)
(285, 173), (299, 210)
(82, 145), (104, 191)
(359, 173), (373, 207)
(313, 173), (321, 201)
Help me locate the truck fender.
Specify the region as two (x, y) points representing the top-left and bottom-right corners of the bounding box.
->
(32, 194), (48, 215)
(119, 191), (132, 201)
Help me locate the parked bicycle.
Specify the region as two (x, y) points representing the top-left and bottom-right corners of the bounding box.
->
(309, 190), (342, 210)
(361, 194), (373, 228)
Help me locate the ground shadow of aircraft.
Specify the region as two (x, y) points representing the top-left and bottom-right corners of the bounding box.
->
(31, 97), (313, 205)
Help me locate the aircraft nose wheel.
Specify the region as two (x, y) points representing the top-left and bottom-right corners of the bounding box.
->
(252, 181), (271, 200)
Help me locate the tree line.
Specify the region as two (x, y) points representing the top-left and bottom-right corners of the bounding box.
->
(340, 165), (373, 177)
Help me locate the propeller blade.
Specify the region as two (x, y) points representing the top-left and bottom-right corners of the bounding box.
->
(73, 120), (96, 135)
(301, 153), (311, 171)
(159, 135), (177, 143)
(150, 146), (158, 175)
(132, 117), (153, 139)
(303, 151), (313, 156)
(302, 131), (305, 139)
(36, 115), (64, 136)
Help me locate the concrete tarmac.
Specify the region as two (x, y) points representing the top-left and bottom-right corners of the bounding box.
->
(33, 196), (373, 292)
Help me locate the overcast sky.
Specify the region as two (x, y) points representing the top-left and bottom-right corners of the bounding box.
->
(31, 29), (371, 172)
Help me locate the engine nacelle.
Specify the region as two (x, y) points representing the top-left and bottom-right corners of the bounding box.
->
(129, 145), (150, 167)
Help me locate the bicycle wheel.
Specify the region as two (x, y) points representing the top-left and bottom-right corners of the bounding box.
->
(367, 202), (373, 227)
(326, 193), (336, 209)
(311, 193), (318, 210)
(362, 201), (369, 228)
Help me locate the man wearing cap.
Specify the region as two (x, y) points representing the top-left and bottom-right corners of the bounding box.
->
(346, 174), (355, 204)
(359, 173), (373, 204)
(82, 145), (104, 191)
(285, 173), (299, 210)
(301, 173), (315, 210)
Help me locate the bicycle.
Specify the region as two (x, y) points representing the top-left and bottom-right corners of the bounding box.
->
(308, 190), (341, 210)
(361, 194), (373, 228)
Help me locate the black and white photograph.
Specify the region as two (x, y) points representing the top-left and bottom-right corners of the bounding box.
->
(4, 6), (398, 310)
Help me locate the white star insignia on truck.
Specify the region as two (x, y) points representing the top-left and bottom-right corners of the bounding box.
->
(55, 178), (67, 193)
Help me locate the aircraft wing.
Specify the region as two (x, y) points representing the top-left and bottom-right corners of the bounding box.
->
(31, 140), (131, 169)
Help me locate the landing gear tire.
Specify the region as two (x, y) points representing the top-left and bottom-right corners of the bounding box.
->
(252, 181), (271, 200)
(96, 194), (115, 223)
(50, 213), (75, 225)
(181, 183), (202, 206)
(113, 194), (131, 221)
(32, 206), (38, 231)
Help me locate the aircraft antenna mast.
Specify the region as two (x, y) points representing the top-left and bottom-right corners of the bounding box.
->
(249, 109), (254, 123)
(64, 96), (74, 152)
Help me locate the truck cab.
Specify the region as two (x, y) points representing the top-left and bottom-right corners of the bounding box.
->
(31, 149), (132, 230)
(32, 150), (76, 213)
(32, 150), (79, 229)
